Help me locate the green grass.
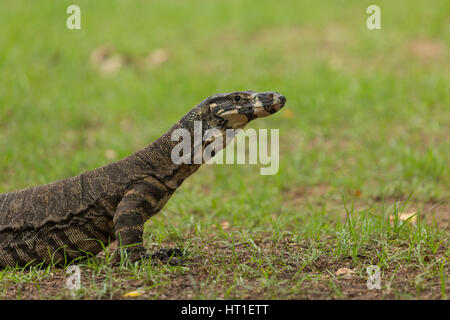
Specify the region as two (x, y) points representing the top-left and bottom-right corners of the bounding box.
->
(0, 0), (448, 299)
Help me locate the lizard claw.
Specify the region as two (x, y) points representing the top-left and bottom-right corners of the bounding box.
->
(110, 245), (149, 265)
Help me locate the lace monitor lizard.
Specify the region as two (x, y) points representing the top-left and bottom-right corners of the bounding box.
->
(0, 91), (286, 268)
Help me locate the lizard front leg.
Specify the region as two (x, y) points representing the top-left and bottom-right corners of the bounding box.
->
(112, 177), (178, 264)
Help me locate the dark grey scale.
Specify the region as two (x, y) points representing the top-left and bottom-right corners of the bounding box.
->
(49, 228), (88, 259)
(116, 225), (144, 242)
(126, 155), (156, 176)
(217, 118), (228, 129)
(87, 180), (108, 203)
(140, 181), (167, 202)
(79, 173), (92, 203)
(111, 162), (141, 185)
(117, 192), (155, 214)
(63, 225), (98, 250)
(84, 217), (114, 242)
(114, 212), (144, 230)
(7, 232), (33, 266)
(39, 235), (67, 265)
(10, 237), (36, 265)
(6, 245), (28, 267)
(91, 198), (117, 218)
(243, 111), (258, 121)
(96, 215), (116, 238)
(133, 153), (160, 173)
(96, 197), (120, 217)
(75, 225), (107, 253)
(0, 249), (17, 268)
(265, 106), (278, 114)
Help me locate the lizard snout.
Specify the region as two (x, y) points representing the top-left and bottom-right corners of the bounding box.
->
(253, 92), (286, 117)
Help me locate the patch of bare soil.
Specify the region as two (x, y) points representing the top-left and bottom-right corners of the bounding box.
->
(283, 184), (332, 205)
(1, 237), (447, 300)
(2, 271), (67, 300)
(89, 45), (169, 75)
(413, 201), (449, 229)
(409, 39), (446, 61)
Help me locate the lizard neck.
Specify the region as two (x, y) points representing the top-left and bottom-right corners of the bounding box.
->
(132, 120), (203, 190)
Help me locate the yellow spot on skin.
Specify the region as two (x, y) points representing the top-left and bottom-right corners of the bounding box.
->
(221, 110), (248, 129)
(254, 99), (263, 108)
(252, 98), (271, 117)
(335, 268), (355, 277)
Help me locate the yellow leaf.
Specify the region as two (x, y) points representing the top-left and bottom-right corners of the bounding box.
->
(105, 149), (117, 160)
(390, 212), (417, 224)
(335, 267), (354, 276)
(220, 221), (230, 230)
(399, 212), (417, 223)
(123, 290), (143, 298)
(144, 48), (169, 68)
(353, 189), (362, 198)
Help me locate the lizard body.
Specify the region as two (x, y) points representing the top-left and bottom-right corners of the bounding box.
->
(0, 91), (286, 267)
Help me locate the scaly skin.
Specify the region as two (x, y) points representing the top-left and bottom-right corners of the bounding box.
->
(0, 91), (286, 267)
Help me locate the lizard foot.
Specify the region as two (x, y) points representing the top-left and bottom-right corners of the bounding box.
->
(111, 245), (148, 265)
(150, 248), (184, 266)
(111, 246), (184, 266)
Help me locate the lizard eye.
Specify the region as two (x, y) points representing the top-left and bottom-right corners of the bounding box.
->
(234, 96), (241, 102)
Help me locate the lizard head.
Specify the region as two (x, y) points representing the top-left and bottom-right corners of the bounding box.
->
(172, 91), (286, 167)
(206, 91), (286, 130)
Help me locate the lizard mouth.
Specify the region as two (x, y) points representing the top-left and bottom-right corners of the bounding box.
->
(217, 109), (249, 129)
